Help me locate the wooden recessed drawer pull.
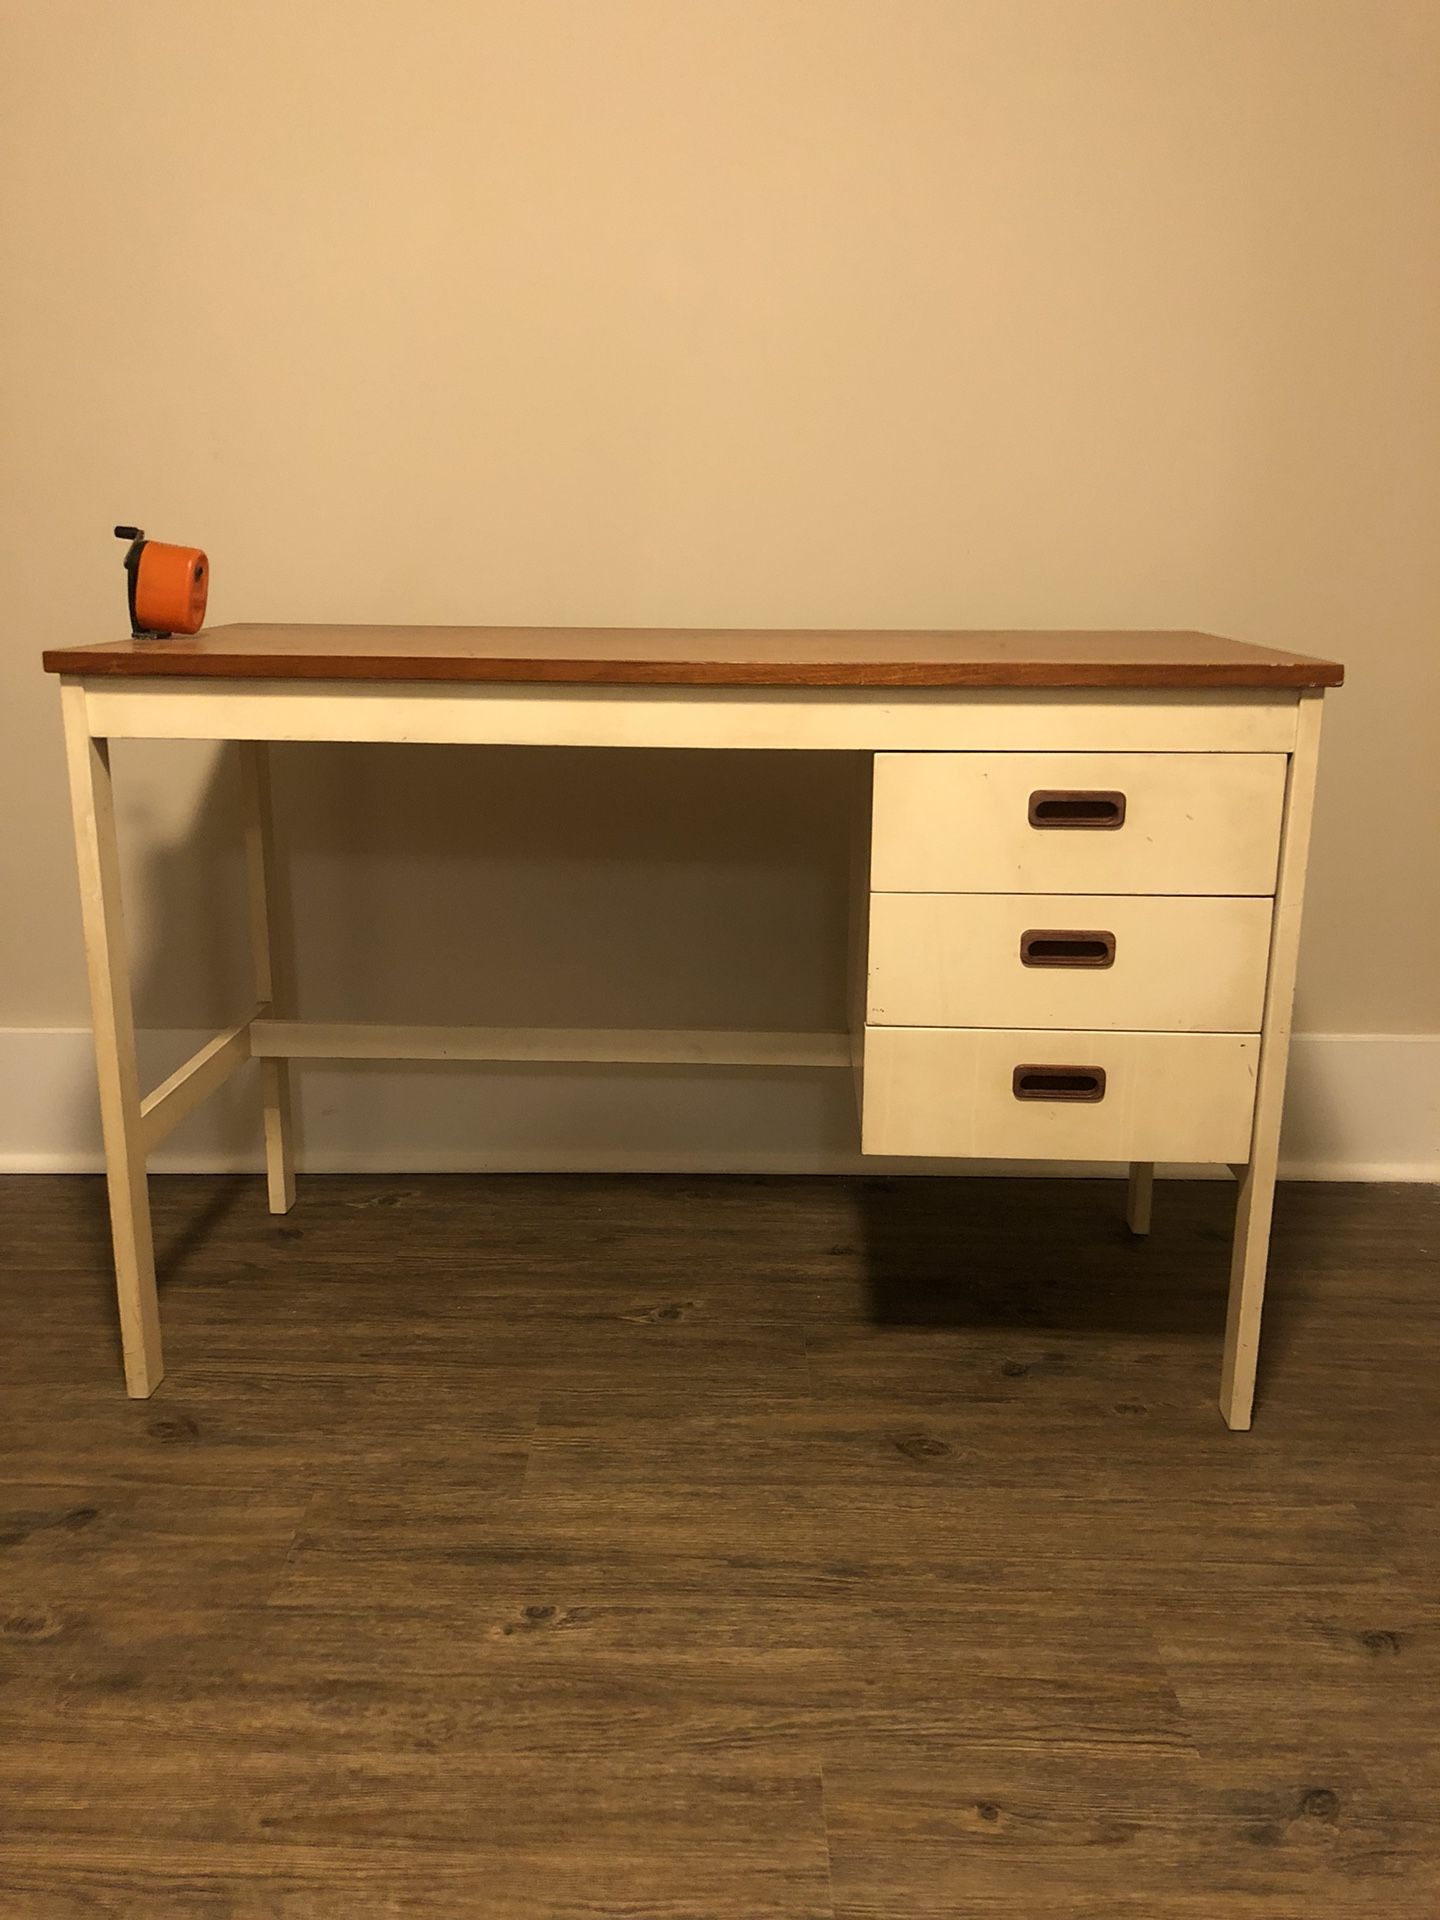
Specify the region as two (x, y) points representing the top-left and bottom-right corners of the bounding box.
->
(1019, 929), (1116, 970)
(1028, 789), (1126, 830)
(1012, 1064), (1107, 1103)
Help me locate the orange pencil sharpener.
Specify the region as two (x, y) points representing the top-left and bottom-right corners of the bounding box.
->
(114, 525), (208, 636)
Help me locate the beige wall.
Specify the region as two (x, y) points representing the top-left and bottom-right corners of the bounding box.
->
(2, 0), (1437, 1052)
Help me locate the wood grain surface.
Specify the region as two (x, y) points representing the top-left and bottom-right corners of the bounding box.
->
(42, 623), (1345, 688)
(0, 1171), (1434, 1917)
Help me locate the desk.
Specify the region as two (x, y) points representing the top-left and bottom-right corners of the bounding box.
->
(45, 626), (1343, 1425)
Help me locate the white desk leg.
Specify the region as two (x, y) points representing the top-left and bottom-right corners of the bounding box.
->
(60, 681), (163, 1397)
(1220, 691), (1324, 1430)
(1126, 1162), (1154, 1236)
(239, 741), (297, 1213)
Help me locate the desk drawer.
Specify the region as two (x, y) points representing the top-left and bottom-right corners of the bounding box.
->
(867, 893), (1273, 1032)
(861, 1027), (1259, 1162)
(871, 752), (1286, 894)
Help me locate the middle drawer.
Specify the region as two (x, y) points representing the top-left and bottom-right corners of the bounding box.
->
(867, 893), (1273, 1032)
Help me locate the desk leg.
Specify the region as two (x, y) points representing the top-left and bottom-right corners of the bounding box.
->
(239, 742), (297, 1214)
(1126, 1162), (1154, 1236)
(60, 683), (163, 1397)
(1220, 692), (1323, 1430)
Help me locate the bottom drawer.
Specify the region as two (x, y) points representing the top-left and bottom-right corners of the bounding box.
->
(861, 1027), (1259, 1163)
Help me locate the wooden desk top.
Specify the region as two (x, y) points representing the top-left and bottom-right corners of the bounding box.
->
(44, 624), (1344, 690)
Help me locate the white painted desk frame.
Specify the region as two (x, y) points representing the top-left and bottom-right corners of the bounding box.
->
(58, 673), (1323, 1427)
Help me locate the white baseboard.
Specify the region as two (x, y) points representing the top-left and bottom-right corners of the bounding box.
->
(0, 1027), (1434, 1182)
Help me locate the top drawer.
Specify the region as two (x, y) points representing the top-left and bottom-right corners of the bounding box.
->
(871, 752), (1287, 895)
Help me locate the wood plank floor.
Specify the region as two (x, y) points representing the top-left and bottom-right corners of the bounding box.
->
(0, 1171), (1436, 1918)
